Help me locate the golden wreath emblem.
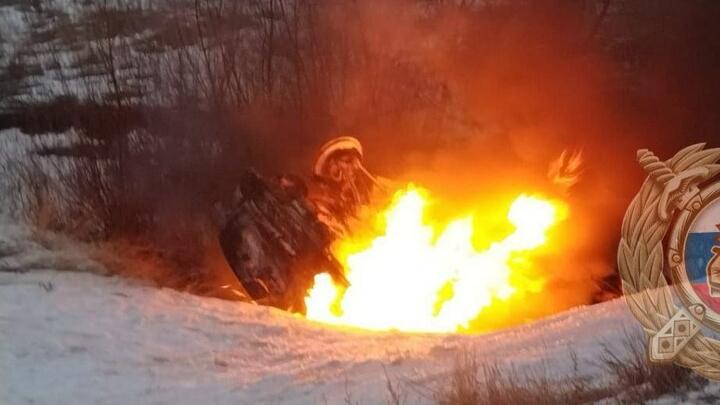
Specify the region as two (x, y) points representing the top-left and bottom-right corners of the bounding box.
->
(619, 143), (720, 380)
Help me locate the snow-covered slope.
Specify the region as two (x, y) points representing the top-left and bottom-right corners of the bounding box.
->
(0, 221), (635, 405)
(2, 221), (718, 404)
(1, 269), (632, 405)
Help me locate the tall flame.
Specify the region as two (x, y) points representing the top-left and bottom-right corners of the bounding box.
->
(305, 185), (567, 333)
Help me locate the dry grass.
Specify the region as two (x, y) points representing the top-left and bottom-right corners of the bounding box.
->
(597, 328), (707, 403)
(434, 330), (709, 405)
(383, 365), (408, 405)
(434, 350), (609, 405)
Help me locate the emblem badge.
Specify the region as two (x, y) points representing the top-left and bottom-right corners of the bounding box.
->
(619, 143), (720, 380)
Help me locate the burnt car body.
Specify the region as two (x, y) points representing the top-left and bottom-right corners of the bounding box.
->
(218, 137), (377, 312)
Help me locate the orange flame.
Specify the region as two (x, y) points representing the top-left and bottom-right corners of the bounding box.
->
(548, 149), (584, 192)
(305, 185), (567, 333)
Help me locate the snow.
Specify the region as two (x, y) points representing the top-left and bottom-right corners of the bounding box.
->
(4, 204), (720, 404)
(0, 220), (645, 405)
(1, 269), (631, 405)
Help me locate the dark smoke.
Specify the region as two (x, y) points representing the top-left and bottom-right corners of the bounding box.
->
(9, 0), (720, 314)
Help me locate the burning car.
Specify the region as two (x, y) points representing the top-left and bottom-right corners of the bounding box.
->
(218, 136), (380, 312)
(219, 136), (572, 332)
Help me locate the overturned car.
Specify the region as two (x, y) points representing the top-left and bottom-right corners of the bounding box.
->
(218, 137), (381, 312)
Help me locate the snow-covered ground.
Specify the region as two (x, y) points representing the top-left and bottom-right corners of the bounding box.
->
(2, 220), (720, 404)
(0, 220), (627, 404)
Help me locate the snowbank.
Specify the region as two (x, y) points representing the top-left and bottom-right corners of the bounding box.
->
(4, 222), (719, 404)
(1, 268), (637, 405)
(0, 219), (640, 404)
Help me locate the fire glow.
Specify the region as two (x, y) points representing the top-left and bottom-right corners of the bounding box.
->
(305, 185), (568, 333)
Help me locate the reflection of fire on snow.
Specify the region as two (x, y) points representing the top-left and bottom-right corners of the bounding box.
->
(305, 185), (568, 333)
